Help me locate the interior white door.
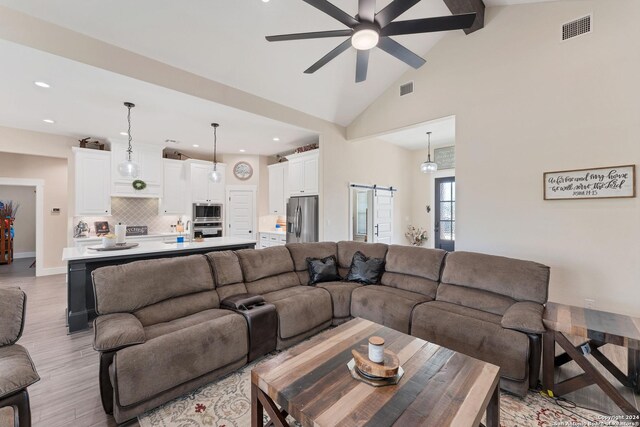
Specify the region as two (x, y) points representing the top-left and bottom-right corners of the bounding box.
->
(373, 189), (394, 244)
(228, 190), (255, 239)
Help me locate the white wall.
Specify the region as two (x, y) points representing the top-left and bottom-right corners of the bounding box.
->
(322, 138), (414, 245)
(347, 0), (640, 315)
(0, 185), (36, 256)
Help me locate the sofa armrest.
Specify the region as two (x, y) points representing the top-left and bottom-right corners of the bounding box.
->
(501, 301), (545, 334)
(93, 313), (145, 352)
(0, 287), (26, 347)
(221, 293), (265, 311)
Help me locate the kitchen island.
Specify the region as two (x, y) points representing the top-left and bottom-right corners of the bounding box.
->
(62, 237), (256, 333)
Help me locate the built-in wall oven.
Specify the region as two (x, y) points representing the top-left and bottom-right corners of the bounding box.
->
(193, 203), (223, 239)
(193, 203), (222, 222)
(193, 222), (224, 239)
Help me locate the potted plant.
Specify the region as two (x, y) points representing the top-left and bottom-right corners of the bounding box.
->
(405, 225), (428, 247)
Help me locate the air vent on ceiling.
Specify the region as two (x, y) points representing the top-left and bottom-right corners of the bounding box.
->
(562, 14), (592, 41)
(400, 81), (414, 96)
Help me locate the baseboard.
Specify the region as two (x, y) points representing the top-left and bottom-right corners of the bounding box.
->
(13, 252), (36, 259)
(38, 266), (66, 276)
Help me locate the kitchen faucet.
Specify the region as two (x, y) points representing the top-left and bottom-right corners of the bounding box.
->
(186, 220), (192, 242)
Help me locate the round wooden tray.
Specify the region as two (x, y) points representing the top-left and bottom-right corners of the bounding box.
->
(351, 345), (399, 379)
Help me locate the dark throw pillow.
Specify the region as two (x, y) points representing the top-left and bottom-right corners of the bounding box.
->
(306, 255), (341, 285)
(346, 251), (385, 285)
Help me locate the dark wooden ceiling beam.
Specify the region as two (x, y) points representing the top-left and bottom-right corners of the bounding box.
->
(443, 0), (485, 34)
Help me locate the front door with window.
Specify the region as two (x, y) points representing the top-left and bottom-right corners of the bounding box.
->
(434, 177), (455, 251)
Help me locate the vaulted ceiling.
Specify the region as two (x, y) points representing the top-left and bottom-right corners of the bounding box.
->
(0, 0), (557, 149)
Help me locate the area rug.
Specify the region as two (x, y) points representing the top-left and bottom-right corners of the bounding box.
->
(138, 354), (610, 427)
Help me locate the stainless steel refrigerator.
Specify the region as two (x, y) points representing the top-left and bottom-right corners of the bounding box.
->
(286, 196), (318, 243)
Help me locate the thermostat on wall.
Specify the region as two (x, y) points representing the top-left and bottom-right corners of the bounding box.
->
(51, 208), (61, 214)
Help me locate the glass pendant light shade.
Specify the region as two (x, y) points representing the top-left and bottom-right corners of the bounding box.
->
(118, 159), (140, 178)
(118, 102), (140, 178)
(208, 166), (222, 183)
(208, 123), (221, 182)
(420, 131), (438, 174)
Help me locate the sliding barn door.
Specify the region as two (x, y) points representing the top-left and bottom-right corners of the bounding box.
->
(373, 189), (394, 244)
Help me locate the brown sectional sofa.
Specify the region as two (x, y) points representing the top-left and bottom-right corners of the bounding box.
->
(92, 242), (549, 424)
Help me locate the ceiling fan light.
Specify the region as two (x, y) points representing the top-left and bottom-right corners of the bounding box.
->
(420, 161), (438, 174)
(351, 29), (379, 50)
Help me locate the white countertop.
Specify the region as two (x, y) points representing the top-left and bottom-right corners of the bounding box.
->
(62, 237), (256, 261)
(259, 230), (286, 235)
(73, 232), (181, 242)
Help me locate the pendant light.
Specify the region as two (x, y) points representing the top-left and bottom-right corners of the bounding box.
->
(117, 102), (140, 178)
(208, 123), (222, 183)
(420, 131), (438, 173)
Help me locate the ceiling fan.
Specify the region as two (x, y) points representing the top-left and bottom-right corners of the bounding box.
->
(265, 0), (476, 83)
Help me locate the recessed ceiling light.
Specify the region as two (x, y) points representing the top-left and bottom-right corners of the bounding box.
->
(192, 144), (200, 148)
(120, 132), (129, 136)
(273, 137), (280, 141)
(43, 119), (55, 124)
(262, 0), (270, 3)
(34, 81), (51, 88)
(239, 149), (246, 153)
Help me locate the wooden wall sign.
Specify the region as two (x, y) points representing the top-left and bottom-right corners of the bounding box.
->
(434, 146), (455, 170)
(544, 165), (635, 200)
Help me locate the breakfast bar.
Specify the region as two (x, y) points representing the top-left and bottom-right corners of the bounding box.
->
(62, 237), (256, 333)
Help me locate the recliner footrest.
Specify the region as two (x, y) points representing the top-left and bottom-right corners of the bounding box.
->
(222, 294), (277, 361)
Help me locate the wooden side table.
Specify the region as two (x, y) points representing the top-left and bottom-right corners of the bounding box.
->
(543, 302), (640, 415)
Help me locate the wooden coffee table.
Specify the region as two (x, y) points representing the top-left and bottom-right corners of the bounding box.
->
(251, 318), (500, 427)
(543, 302), (640, 415)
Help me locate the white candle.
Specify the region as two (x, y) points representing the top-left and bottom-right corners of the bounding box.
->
(368, 336), (385, 363)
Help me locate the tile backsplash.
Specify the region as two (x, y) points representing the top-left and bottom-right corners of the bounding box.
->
(75, 197), (179, 236)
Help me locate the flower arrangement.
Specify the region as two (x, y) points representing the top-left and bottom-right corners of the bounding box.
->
(405, 225), (428, 246)
(0, 200), (19, 219)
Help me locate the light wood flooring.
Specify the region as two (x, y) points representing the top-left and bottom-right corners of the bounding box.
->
(0, 271), (637, 426)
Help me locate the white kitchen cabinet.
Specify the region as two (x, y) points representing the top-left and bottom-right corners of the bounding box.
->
(268, 163), (288, 215)
(160, 159), (186, 215)
(286, 150), (319, 196)
(186, 161), (226, 204)
(73, 147), (111, 216)
(258, 232), (287, 249)
(110, 141), (163, 197)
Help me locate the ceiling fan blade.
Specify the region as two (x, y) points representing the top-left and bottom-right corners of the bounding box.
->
(358, 0), (376, 23)
(266, 29), (353, 42)
(375, 0), (421, 28)
(355, 49), (370, 82)
(302, 0), (359, 28)
(380, 13), (477, 36)
(377, 37), (425, 69)
(304, 39), (352, 74)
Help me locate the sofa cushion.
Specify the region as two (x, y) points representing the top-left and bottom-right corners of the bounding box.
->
(411, 302), (530, 381)
(206, 251), (248, 300)
(317, 281), (362, 319)
(92, 255), (215, 315)
(0, 344), (40, 399)
(115, 311), (248, 406)
(346, 251), (385, 285)
(441, 251), (550, 304)
(350, 286), (431, 334)
(337, 241), (388, 278)
(134, 290), (220, 327)
(502, 301), (545, 334)
(236, 246), (294, 283)
(262, 286), (332, 340)
(307, 255), (341, 285)
(381, 245), (445, 298)
(287, 242), (338, 285)
(94, 313), (145, 352)
(0, 288), (26, 347)
(436, 283), (516, 316)
(144, 309), (237, 341)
